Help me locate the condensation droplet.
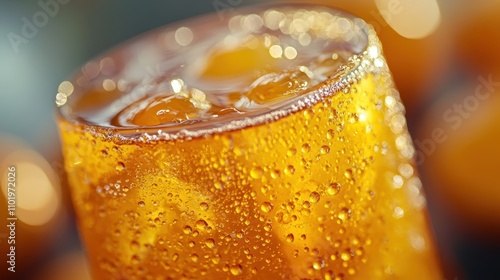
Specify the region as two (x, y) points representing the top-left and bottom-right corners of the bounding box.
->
(230, 264), (243, 276)
(205, 238), (216, 249)
(320, 145), (330, 154)
(183, 225), (192, 234)
(301, 143), (311, 153)
(338, 207), (351, 221)
(327, 183), (341, 195)
(200, 202), (209, 211)
(286, 233), (294, 242)
(250, 166), (264, 179)
(116, 162), (125, 171)
(261, 202), (273, 213)
(284, 165), (295, 175)
(309, 191), (321, 203)
(340, 252), (351, 261)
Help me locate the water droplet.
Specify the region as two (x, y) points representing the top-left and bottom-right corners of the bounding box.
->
(250, 166), (264, 179)
(212, 253), (221, 264)
(338, 207), (351, 221)
(230, 264), (243, 276)
(284, 165), (295, 175)
(137, 201), (145, 207)
(312, 259), (324, 270)
(131, 255), (140, 265)
(301, 143), (311, 153)
(196, 220), (208, 230)
(214, 181), (224, 190)
(130, 240), (140, 250)
(341, 251), (351, 261)
(320, 145), (330, 154)
(309, 191), (320, 203)
(327, 183), (341, 195)
(200, 202), (209, 211)
(183, 225), (192, 234)
(348, 268), (356, 275)
(264, 223), (272, 231)
(190, 254), (199, 262)
(172, 253), (179, 261)
(302, 201), (311, 209)
(326, 129), (335, 140)
(205, 238), (216, 249)
(286, 233), (294, 242)
(116, 162), (125, 171)
(261, 202), (273, 213)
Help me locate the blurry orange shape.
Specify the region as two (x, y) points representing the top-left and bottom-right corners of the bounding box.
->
(1, 148), (61, 226)
(455, 0), (500, 75)
(417, 81), (500, 236)
(33, 250), (91, 280)
(375, 0), (441, 39)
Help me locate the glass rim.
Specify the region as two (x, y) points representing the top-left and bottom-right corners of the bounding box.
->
(56, 3), (382, 142)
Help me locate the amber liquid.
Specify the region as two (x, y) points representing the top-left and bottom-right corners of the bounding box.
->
(57, 5), (442, 279)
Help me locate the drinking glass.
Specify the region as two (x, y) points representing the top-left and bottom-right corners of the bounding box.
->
(56, 4), (442, 279)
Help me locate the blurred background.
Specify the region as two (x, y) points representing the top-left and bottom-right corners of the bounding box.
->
(0, 0), (499, 279)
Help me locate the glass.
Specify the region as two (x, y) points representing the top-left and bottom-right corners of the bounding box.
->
(56, 4), (442, 279)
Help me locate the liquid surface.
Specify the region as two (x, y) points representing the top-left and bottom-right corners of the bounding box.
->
(59, 7), (365, 132)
